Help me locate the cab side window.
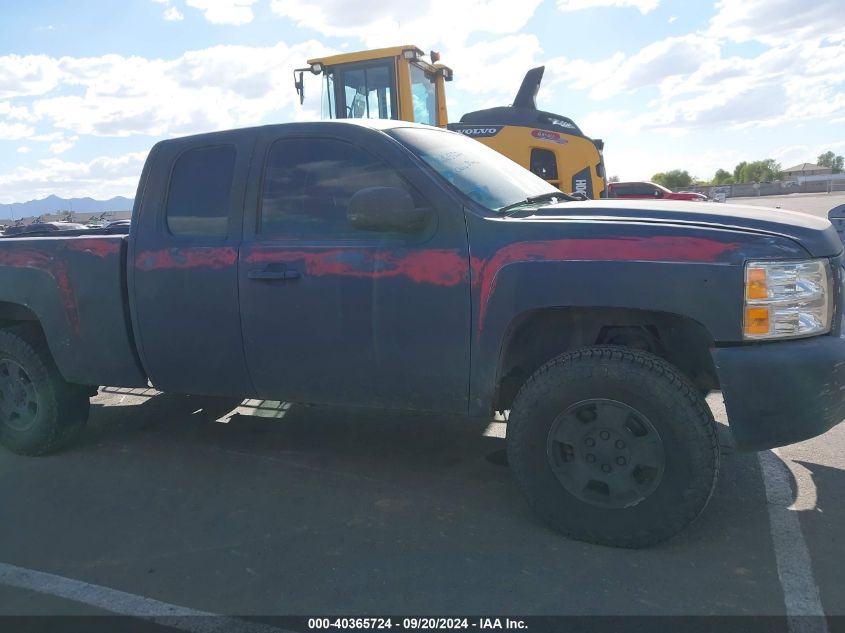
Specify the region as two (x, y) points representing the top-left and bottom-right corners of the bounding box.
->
(166, 145), (236, 238)
(259, 137), (416, 239)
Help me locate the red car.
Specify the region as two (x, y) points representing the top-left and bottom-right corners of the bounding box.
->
(608, 181), (708, 201)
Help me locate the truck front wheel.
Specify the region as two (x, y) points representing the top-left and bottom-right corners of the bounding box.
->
(0, 329), (90, 456)
(507, 346), (719, 548)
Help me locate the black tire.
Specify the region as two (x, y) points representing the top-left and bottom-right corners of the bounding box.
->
(0, 328), (90, 455)
(507, 346), (719, 548)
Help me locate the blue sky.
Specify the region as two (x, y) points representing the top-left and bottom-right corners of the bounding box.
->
(1, 0), (844, 204)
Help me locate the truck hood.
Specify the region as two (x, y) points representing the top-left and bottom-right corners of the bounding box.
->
(518, 199), (843, 257)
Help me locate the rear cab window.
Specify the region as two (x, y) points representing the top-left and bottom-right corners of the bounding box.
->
(165, 145), (236, 238)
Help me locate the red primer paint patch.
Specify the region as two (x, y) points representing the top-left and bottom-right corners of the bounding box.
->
(475, 236), (739, 333)
(67, 238), (122, 258)
(135, 247), (238, 271)
(0, 249), (81, 334)
(245, 248), (468, 286)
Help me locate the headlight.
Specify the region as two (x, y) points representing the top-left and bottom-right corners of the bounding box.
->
(743, 259), (833, 340)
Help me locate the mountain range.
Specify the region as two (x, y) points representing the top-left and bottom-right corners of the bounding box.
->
(2, 195), (134, 220)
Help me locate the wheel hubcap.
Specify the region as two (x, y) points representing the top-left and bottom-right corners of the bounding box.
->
(0, 359), (39, 432)
(546, 399), (665, 509)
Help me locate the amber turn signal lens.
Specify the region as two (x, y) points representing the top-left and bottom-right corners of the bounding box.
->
(746, 267), (768, 300)
(745, 307), (770, 335)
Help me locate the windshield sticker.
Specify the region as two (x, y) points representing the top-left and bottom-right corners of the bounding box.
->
(531, 129), (568, 144)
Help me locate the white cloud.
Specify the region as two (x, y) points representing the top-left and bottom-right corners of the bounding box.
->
(185, 0), (257, 25)
(542, 34), (720, 101)
(557, 0), (659, 14)
(48, 140), (74, 154)
(0, 151), (147, 204)
(0, 122), (34, 140)
(16, 146), (30, 154)
(596, 35), (720, 99)
(164, 6), (184, 21)
(269, 0), (543, 47)
(578, 109), (633, 138)
(709, 0), (845, 45)
(18, 40), (331, 138)
(770, 145), (824, 169)
(0, 101), (36, 122)
(633, 37), (845, 131)
(537, 20), (845, 134)
(0, 54), (62, 99)
(443, 35), (544, 98)
(29, 131), (65, 142)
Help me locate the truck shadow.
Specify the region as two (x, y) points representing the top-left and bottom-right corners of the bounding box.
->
(790, 460), (845, 618)
(26, 389), (791, 615)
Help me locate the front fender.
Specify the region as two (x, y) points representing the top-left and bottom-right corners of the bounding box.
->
(467, 219), (809, 416)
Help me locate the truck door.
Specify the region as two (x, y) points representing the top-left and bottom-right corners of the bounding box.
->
(129, 131), (256, 397)
(238, 125), (471, 412)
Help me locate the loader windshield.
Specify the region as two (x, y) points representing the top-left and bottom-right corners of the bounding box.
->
(329, 61), (396, 120)
(390, 127), (558, 211)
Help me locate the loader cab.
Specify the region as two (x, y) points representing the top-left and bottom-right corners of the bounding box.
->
(296, 46), (453, 127)
(294, 45), (605, 199)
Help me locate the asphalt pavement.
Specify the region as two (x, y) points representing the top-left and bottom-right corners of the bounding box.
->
(729, 191), (845, 219)
(1, 386), (843, 624)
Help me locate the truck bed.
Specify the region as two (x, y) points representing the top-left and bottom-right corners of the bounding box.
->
(0, 234), (147, 387)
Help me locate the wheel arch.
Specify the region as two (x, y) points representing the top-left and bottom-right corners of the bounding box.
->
(0, 301), (51, 348)
(493, 306), (718, 411)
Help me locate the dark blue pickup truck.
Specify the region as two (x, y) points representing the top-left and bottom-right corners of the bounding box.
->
(1, 120), (843, 547)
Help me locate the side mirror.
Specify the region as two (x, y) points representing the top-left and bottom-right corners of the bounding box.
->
(829, 204), (845, 249)
(293, 70), (305, 105)
(348, 187), (431, 233)
(653, 189), (663, 198)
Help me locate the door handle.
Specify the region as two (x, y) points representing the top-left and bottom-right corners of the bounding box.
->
(247, 264), (300, 281)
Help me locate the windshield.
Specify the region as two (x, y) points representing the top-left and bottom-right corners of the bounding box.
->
(389, 127), (558, 211)
(409, 64), (437, 125)
(335, 63), (395, 120)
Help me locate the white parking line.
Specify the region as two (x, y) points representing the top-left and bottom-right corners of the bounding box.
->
(758, 450), (828, 633)
(0, 561), (288, 633)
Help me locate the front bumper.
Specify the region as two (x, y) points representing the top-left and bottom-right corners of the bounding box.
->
(712, 326), (845, 451)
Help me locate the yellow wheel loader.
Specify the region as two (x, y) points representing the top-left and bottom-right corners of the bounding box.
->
(294, 45), (606, 198)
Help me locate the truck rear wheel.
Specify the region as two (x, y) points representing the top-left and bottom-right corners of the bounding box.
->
(507, 346), (719, 548)
(0, 329), (90, 456)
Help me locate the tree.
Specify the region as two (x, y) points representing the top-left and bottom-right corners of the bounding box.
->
(712, 169), (734, 185)
(608, 175), (620, 183)
(736, 159), (780, 183)
(817, 151), (844, 173)
(651, 169), (693, 190)
(60, 210), (75, 223)
(731, 159), (780, 183)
